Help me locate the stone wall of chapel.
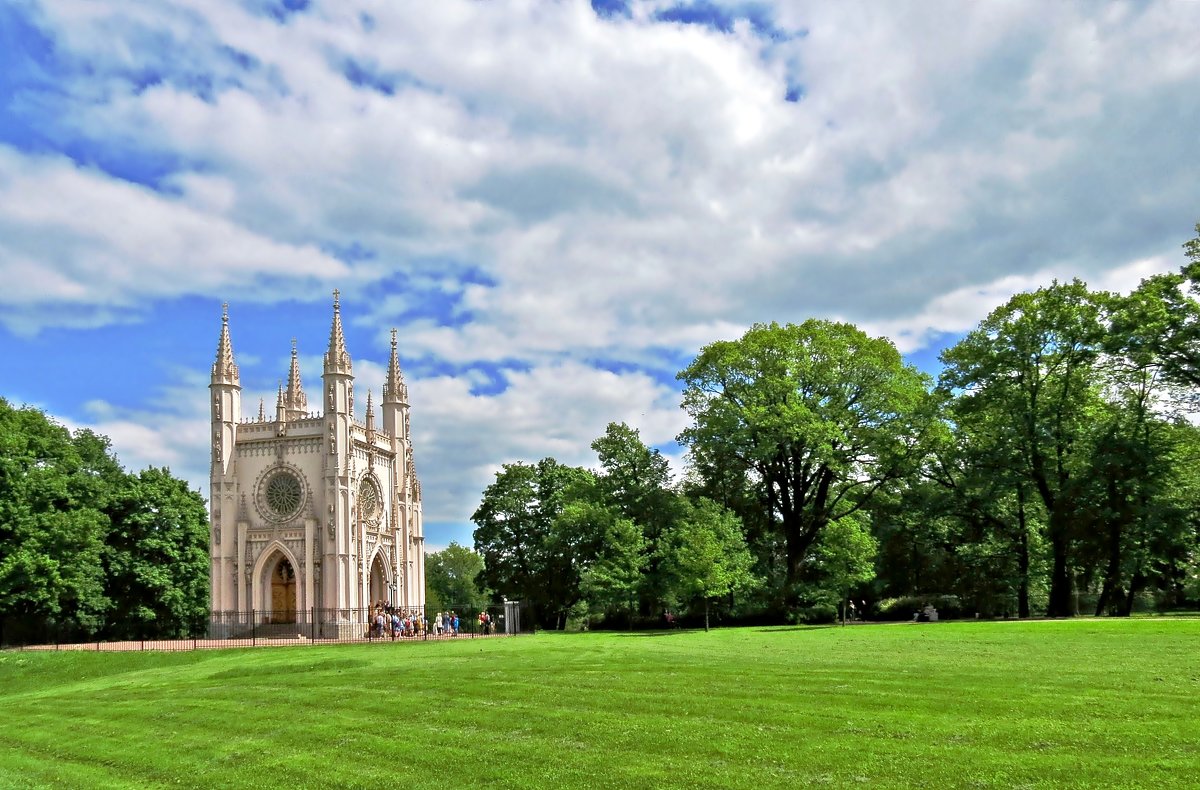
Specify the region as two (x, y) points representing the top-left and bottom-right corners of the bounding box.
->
(210, 300), (425, 618)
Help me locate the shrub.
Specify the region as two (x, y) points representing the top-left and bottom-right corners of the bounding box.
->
(874, 594), (966, 621)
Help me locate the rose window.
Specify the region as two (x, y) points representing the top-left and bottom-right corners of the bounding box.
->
(265, 471), (303, 519)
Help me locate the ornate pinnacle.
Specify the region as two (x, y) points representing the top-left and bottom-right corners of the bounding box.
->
(285, 337), (307, 415)
(211, 302), (240, 386)
(323, 289), (352, 375)
(383, 327), (408, 404)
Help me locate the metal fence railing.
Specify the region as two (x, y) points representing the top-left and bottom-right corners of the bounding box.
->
(1, 602), (533, 652)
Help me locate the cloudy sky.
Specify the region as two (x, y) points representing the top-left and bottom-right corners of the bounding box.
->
(3, 0), (1199, 550)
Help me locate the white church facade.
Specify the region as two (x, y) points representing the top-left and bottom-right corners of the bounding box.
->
(208, 292), (425, 629)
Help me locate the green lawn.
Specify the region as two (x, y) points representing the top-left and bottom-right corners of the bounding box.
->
(1, 620), (1198, 788)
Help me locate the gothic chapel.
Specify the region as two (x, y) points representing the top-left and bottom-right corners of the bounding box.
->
(209, 293), (425, 630)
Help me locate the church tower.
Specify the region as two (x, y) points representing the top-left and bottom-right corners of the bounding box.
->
(207, 293), (425, 634)
(209, 303), (241, 614)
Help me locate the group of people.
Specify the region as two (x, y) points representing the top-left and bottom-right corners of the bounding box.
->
(364, 604), (497, 640)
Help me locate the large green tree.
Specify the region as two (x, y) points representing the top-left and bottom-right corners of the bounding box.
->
(0, 401), (111, 632)
(941, 280), (1106, 617)
(471, 458), (594, 628)
(808, 514), (878, 624)
(1111, 222), (1200, 391)
(657, 498), (758, 631)
(678, 320), (933, 596)
(589, 422), (682, 607)
(103, 467), (210, 638)
(568, 501), (645, 621)
(425, 542), (489, 614)
(0, 399), (209, 640)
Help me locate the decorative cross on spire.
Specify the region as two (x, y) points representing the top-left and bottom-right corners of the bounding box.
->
(222, 302), (229, 323)
(332, 288), (340, 308)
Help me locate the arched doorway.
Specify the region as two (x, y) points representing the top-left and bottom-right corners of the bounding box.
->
(270, 556), (297, 623)
(369, 554), (389, 606)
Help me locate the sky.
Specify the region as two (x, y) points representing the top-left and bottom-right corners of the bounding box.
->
(2, 0), (1199, 552)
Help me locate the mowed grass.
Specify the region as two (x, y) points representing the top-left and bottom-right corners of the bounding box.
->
(1, 621), (1198, 789)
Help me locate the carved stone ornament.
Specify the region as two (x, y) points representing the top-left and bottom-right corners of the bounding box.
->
(357, 475), (382, 530)
(252, 464), (309, 524)
(214, 526), (221, 544)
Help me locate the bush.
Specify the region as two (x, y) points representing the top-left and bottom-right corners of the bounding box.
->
(790, 603), (838, 625)
(874, 594), (966, 621)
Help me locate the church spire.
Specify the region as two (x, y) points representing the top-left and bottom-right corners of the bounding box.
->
(323, 289), (352, 375)
(275, 381), (285, 423)
(257, 398), (265, 422)
(211, 302), (240, 386)
(284, 337), (307, 418)
(383, 328), (408, 405)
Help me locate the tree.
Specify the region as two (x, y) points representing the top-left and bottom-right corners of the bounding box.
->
(809, 514), (879, 624)
(573, 503), (645, 622)
(941, 281), (1107, 617)
(930, 389), (1046, 618)
(425, 542), (488, 614)
(678, 320), (934, 598)
(591, 422), (676, 534)
(0, 399), (111, 632)
(589, 422), (681, 606)
(0, 399), (210, 640)
(658, 498), (759, 631)
(103, 467), (209, 638)
(472, 458), (595, 628)
(1111, 222), (1200, 391)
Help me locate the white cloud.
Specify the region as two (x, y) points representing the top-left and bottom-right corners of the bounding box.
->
(0, 147), (350, 334)
(11, 1), (1200, 355)
(412, 359), (687, 523)
(7, 0), (1200, 548)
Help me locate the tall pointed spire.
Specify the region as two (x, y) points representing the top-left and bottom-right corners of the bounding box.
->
(284, 337), (308, 418)
(323, 288), (352, 375)
(211, 302), (240, 385)
(365, 390), (375, 429)
(275, 381), (285, 423)
(383, 328), (408, 404)
(257, 398), (266, 422)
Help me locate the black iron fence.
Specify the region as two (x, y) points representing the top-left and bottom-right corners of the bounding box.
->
(1, 602), (534, 652)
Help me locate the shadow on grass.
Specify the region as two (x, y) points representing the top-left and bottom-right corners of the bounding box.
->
(603, 625), (832, 637)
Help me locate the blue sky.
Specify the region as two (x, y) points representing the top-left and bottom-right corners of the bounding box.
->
(3, 0), (1199, 550)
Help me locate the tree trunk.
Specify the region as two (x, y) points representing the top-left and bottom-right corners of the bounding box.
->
(1095, 479), (1125, 617)
(1016, 482), (1030, 619)
(1121, 569), (1145, 617)
(1046, 514), (1074, 617)
(704, 599), (710, 632)
(1095, 526), (1123, 617)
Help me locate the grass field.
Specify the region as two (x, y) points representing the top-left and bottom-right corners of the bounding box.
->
(1, 620), (1198, 789)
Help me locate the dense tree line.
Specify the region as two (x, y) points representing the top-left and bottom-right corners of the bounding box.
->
(472, 223), (1200, 626)
(0, 399), (209, 641)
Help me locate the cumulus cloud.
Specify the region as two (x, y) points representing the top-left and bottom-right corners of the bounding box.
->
(6, 0), (1200, 541)
(0, 146), (350, 334)
(9, 1), (1200, 354)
